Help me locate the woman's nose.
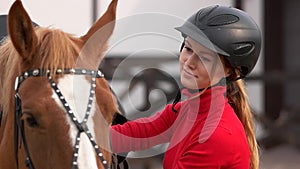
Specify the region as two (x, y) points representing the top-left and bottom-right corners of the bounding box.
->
(185, 53), (198, 69)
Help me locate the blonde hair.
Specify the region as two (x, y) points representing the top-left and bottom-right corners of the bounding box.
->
(226, 69), (259, 169)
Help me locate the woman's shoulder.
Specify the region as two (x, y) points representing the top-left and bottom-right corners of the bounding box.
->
(197, 102), (248, 147)
(206, 104), (250, 152)
(219, 102), (246, 136)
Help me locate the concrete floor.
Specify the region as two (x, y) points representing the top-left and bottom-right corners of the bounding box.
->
(260, 144), (300, 169)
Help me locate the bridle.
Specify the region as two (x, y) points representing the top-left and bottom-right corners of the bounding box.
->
(14, 68), (111, 169)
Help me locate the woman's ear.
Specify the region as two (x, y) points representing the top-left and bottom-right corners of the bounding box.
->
(225, 67), (233, 77)
(219, 56), (232, 77)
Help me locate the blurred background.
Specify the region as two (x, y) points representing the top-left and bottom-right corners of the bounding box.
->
(1, 0), (300, 168)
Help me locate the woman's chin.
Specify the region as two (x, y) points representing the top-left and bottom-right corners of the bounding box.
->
(181, 78), (209, 90)
(181, 80), (199, 90)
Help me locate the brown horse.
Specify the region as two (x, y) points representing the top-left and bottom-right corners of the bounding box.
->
(0, 0), (121, 168)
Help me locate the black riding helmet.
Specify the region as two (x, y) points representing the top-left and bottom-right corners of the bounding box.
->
(175, 5), (261, 78)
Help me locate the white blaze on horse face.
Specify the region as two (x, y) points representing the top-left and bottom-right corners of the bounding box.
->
(51, 75), (99, 169)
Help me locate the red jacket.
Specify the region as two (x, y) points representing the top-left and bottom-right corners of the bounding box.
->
(111, 86), (250, 169)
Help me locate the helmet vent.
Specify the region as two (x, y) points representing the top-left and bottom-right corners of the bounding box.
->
(232, 42), (255, 56)
(208, 14), (239, 26)
(196, 5), (218, 22)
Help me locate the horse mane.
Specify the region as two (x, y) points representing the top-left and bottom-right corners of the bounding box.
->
(0, 27), (80, 120)
(0, 37), (20, 122)
(33, 27), (80, 73)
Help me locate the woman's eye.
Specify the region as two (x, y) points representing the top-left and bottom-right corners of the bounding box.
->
(199, 56), (211, 62)
(184, 46), (193, 52)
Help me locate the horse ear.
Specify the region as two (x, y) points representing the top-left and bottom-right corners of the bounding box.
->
(8, 0), (37, 60)
(81, 0), (118, 42)
(78, 0), (118, 69)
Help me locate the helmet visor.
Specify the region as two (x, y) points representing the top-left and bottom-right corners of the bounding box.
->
(175, 22), (229, 56)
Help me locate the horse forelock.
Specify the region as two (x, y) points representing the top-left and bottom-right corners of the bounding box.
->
(35, 27), (80, 75)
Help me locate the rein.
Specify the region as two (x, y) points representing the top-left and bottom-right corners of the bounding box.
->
(0, 105), (2, 127)
(14, 68), (111, 169)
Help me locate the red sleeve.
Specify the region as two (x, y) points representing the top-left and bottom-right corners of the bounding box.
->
(110, 104), (179, 153)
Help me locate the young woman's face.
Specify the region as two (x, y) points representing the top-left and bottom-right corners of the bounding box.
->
(179, 37), (229, 89)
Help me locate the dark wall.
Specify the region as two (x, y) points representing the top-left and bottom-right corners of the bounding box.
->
(283, 0), (300, 108)
(264, 0), (300, 119)
(264, 0), (284, 119)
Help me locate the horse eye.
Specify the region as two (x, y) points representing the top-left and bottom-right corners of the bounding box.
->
(25, 114), (39, 128)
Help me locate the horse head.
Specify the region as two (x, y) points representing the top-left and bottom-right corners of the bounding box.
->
(0, 0), (120, 168)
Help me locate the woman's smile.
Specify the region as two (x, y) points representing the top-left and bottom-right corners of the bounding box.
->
(182, 68), (197, 79)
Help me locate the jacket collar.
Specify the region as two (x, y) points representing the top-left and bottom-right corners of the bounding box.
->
(181, 85), (227, 114)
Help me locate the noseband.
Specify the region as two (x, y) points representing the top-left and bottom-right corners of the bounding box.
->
(14, 68), (110, 169)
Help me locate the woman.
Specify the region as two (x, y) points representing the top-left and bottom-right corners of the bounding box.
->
(111, 5), (261, 169)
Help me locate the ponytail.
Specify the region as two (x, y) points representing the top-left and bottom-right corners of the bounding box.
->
(227, 78), (259, 169)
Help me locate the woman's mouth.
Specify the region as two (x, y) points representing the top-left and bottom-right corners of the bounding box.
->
(183, 69), (197, 78)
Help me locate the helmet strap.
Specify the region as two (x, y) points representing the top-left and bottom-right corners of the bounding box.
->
(180, 42), (185, 52)
(225, 68), (245, 82)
